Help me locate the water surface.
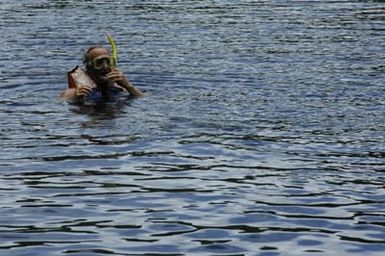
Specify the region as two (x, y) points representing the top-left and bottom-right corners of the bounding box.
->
(1, 1), (385, 255)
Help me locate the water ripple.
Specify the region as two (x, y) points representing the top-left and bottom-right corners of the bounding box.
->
(1, 0), (385, 255)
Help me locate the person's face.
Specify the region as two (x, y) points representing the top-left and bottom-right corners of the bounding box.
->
(88, 48), (113, 75)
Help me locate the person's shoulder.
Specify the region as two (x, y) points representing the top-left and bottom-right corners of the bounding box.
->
(70, 66), (92, 82)
(69, 65), (87, 75)
(67, 65), (96, 89)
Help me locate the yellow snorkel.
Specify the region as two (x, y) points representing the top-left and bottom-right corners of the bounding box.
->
(107, 34), (118, 68)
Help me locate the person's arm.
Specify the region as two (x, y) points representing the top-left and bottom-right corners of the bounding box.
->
(60, 85), (93, 102)
(119, 78), (145, 97)
(62, 66), (94, 102)
(60, 88), (76, 102)
(106, 69), (145, 97)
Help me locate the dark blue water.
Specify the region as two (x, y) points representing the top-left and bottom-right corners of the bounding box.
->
(1, 1), (385, 255)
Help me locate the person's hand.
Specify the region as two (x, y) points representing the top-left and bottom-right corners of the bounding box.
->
(106, 69), (128, 84)
(75, 85), (93, 97)
(104, 68), (144, 97)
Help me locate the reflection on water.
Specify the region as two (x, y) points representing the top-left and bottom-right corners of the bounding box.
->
(1, 0), (385, 255)
(69, 98), (131, 123)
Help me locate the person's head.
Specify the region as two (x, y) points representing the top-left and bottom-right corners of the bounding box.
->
(83, 46), (114, 75)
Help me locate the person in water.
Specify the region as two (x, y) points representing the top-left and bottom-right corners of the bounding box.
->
(61, 46), (144, 103)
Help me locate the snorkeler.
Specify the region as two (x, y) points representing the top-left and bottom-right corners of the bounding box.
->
(61, 39), (144, 104)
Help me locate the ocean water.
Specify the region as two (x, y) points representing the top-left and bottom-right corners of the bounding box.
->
(1, 1), (385, 255)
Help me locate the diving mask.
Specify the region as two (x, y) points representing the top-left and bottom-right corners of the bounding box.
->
(90, 55), (115, 70)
